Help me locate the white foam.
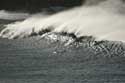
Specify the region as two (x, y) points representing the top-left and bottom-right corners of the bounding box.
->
(0, 0), (125, 42)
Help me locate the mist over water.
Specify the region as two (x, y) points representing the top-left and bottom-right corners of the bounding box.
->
(0, 0), (125, 42)
(0, 10), (30, 20)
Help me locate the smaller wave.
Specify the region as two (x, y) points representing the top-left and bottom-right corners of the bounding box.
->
(33, 30), (96, 47)
(0, 10), (30, 20)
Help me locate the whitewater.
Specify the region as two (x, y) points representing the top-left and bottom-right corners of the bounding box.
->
(0, 0), (125, 42)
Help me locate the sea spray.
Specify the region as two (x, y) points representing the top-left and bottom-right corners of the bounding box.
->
(0, 10), (30, 20)
(0, 0), (125, 42)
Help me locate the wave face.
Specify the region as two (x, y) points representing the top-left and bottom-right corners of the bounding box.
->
(0, 0), (125, 42)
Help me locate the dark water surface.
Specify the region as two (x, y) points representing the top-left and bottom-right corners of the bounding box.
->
(0, 37), (125, 83)
(0, 20), (125, 83)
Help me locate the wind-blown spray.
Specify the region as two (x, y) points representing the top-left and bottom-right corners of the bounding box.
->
(0, 10), (30, 20)
(0, 0), (125, 42)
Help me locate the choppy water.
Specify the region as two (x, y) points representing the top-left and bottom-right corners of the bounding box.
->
(0, 20), (125, 83)
(0, 0), (125, 82)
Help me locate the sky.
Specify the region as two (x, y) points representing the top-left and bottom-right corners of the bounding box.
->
(0, 0), (83, 12)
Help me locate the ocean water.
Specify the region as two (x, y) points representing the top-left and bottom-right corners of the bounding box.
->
(0, 20), (125, 83)
(0, 0), (125, 82)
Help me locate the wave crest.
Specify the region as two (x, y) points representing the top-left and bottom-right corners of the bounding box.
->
(0, 0), (125, 42)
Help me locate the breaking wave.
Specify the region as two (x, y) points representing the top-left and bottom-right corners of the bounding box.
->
(0, 0), (125, 42)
